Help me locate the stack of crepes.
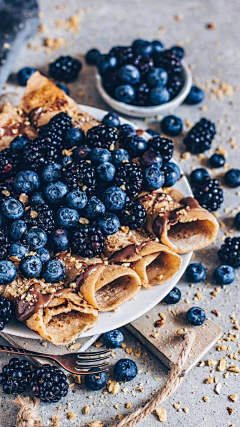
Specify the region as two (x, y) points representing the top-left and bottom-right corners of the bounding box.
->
(0, 72), (219, 345)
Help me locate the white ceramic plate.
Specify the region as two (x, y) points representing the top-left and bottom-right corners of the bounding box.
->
(96, 60), (192, 118)
(5, 105), (192, 339)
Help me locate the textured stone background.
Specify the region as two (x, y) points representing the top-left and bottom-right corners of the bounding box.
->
(0, 0), (240, 426)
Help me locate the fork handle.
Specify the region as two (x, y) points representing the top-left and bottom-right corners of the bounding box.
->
(0, 344), (54, 360)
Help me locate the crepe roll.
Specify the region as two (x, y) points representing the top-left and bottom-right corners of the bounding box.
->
(0, 103), (36, 149)
(139, 188), (219, 254)
(79, 264), (141, 312)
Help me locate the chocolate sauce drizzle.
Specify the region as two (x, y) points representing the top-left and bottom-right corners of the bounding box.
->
(108, 241), (149, 264)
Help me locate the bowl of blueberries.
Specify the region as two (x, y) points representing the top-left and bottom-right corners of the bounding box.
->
(86, 39), (192, 117)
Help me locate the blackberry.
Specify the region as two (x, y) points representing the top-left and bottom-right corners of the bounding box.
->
(71, 223), (104, 258)
(63, 160), (97, 196)
(102, 70), (121, 97)
(218, 237), (240, 268)
(0, 149), (21, 182)
(86, 124), (118, 150)
(135, 82), (150, 106)
(39, 113), (72, 149)
(0, 296), (12, 331)
(23, 138), (60, 171)
(154, 49), (182, 75)
(136, 54), (154, 76)
(112, 46), (134, 65)
(167, 75), (184, 99)
(194, 177), (223, 212)
(115, 162), (143, 197)
(0, 357), (31, 394)
(39, 125), (63, 147)
(24, 203), (55, 235)
(49, 55), (82, 83)
(0, 229), (9, 261)
(31, 364), (68, 402)
(148, 136), (174, 162)
(119, 200), (146, 230)
(183, 118), (216, 154)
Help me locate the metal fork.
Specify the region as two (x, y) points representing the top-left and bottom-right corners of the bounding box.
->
(0, 344), (111, 375)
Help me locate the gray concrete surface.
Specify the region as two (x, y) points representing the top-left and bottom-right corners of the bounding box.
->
(0, 0), (240, 426)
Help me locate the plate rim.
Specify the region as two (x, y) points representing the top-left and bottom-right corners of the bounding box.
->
(5, 104), (193, 339)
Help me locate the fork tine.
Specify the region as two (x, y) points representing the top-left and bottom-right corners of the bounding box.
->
(74, 366), (109, 375)
(77, 349), (111, 356)
(75, 361), (109, 369)
(76, 354), (110, 362)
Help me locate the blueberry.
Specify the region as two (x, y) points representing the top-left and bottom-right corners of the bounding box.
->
(234, 212), (240, 230)
(85, 368), (107, 391)
(31, 192), (45, 205)
(56, 83), (70, 95)
(43, 181), (69, 204)
(102, 112), (120, 128)
(225, 168), (240, 188)
(162, 162), (180, 187)
(0, 214), (2, 227)
(146, 129), (159, 137)
(14, 170), (40, 194)
(111, 149), (130, 165)
(65, 128), (85, 149)
(141, 150), (163, 168)
(102, 186), (126, 211)
(84, 196), (106, 218)
(115, 85), (135, 104)
(25, 228), (48, 250)
(185, 263), (206, 283)
(10, 220), (27, 241)
(102, 330), (124, 348)
(144, 165), (165, 189)
(152, 40), (164, 53)
(185, 85), (204, 105)
(161, 115), (183, 137)
(42, 260), (65, 283)
(96, 162), (116, 182)
(1, 198), (24, 219)
(98, 55), (117, 75)
(0, 260), (17, 285)
(10, 136), (29, 150)
(118, 65), (141, 85)
(98, 213), (120, 235)
(209, 153), (225, 168)
(118, 124), (136, 141)
(214, 265), (235, 285)
(147, 68), (168, 88)
(37, 247), (50, 263)
(41, 163), (62, 183)
(19, 255), (42, 279)
(190, 168), (210, 187)
(50, 229), (69, 252)
(85, 48), (102, 66)
(150, 87), (170, 105)
(171, 45), (185, 58)
(73, 145), (91, 161)
(162, 287), (181, 304)
(132, 39), (153, 55)
(9, 242), (29, 259)
(114, 359), (137, 382)
(62, 156), (73, 167)
(66, 189), (88, 211)
(55, 207), (79, 228)
(17, 67), (37, 86)
(90, 148), (112, 165)
(127, 135), (147, 157)
(186, 307), (206, 326)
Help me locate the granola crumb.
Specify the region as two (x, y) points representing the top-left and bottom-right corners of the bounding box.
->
(66, 412), (76, 420)
(107, 380), (120, 394)
(155, 408), (167, 422)
(229, 394), (238, 402)
(203, 396), (210, 402)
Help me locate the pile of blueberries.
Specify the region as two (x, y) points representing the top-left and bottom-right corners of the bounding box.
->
(86, 40), (188, 106)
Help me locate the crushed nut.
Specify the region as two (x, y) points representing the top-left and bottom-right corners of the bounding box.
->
(155, 408), (167, 422)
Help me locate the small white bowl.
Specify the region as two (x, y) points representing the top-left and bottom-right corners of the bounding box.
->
(96, 59), (192, 118)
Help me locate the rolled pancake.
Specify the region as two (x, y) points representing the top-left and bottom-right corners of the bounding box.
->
(19, 72), (98, 131)
(26, 291), (98, 346)
(105, 231), (181, 287)
(79, 264), (141, 312)
(56, 251), (103, 285)
(139, 188), (219, 254)
(0, 103), (36, 149)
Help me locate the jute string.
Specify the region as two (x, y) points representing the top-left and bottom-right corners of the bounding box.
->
(14, 330), (195, 427)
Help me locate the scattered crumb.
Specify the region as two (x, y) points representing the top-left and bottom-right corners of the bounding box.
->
(155, 408), (167, 422)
